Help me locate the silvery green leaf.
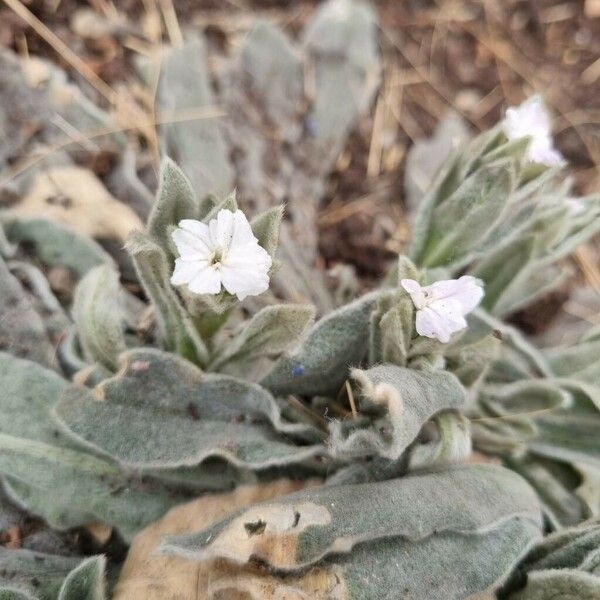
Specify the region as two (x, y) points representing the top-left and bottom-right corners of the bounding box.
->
(1, 218), (112, 277)
(369, 294), (414, 366)
(210, 304), (315, 379)
(250, 205), (284, 260)
(239, 21), (303, 124)
(545, 339), (600, 385)
(263, 291), (386, 397)
(473, 235), (536, 314)
(506, 570), (600, 599)
(161, 464), (540, 571)
(0, 257), (55, 368)
(0, 225), (16, 258)
(147, 158), (198, 253)
(126, 232), (209, 366)
(158, 37), (233, 201)
(445, 319), (500, 390)
(502, 519), (600, 599)
(417, 163), (514, 268)
(0, 352), (181, 539)
(546, 194), (600, 262)
(7, 261), (70, 341)
(330, 364), (466, 460)
(72, 265), (126, 370)
(0, 352), (69, 444)
(506, 457), (591, 529)
(480, 380), (569, 418)
(58, 556), (105, 600)
(471, 309), (552, 378)
(531, 414), (600, 469)
(303, 0), (380, 165)
(200, 190), (238, 224)
(493, 262), (571, 317)
(0, 435), (179, 541)
(404, 113), (472, 212)
(410, 411), (472, 468)
(54, 348), (324, 470)
(0, 589), (36, 599)
(0, 548), (81, 600)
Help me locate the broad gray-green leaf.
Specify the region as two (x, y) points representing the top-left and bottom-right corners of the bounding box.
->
(531, 414), (600, 468)
(263, 291), (385, 397)
(72, 265), (126, 370)
(303, 0), (379, 165)
(502, 520), (600, 599)
(1, 218), (111, 277)
(161, 464), (541, 571)
(240, 21), (303, 124)
(506, 570), (600, 600)
(200, 190), (238, 224)
(0, 590), (36, 600)
(419, 164), (514, 268)
(126, 232), (209, 366)
(473, 236), (537, 313)
(0, 352), (67, 443)
(250, 205), (284, 260)
(507, 457), (591, 529)
(158, 37), (233, 201)
(0, 258), (54, 368)
(202, 517), (540, 600)
(147, 158), (198, 253)
(0, 548), (80, 600)
(0, 434), (179, 540)
(54, 348), (323, 470)
(337, 517), (539, 600)
(330, 365), (466, 460)
(404, 113), (472, 211)
(0, 353), (181, 539)
(545, 339), (600, 385)
(210, 304), (314, 378)
(58, 556), (105, 600)
(493, 262), (570, 317)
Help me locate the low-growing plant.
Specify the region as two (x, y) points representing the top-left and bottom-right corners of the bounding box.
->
(0, 62), (599, 600)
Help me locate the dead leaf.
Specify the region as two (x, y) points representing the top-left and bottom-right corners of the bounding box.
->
(111, 479), (351, 600)
(7, 166), (143, 242)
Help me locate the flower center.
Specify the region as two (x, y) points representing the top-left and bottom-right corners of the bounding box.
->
(210, 248), (224, 268)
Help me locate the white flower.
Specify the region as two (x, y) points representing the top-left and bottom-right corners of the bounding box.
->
(170, 209), (272, 300)
(502, 95), (563, 167)
(401, 276), (484, 343)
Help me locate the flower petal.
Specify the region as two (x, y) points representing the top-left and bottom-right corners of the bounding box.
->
(188, 264), (222, 295)
(416, 300), (467, 343)
(170, 258), (207, 286)
(171, 228), (213, 260)
(415, 306), (453, 343)
(231, 210), (258, 246)
(400, 278), (426, 309)
(425, 276), (483, 315)
(502, 96), (563, 166)
(179, 219), (211, 245)
(210, 209), (235, 251)
(221, 243), (271, 300)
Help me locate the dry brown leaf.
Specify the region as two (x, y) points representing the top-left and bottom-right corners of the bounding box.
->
(7, 165), (143, 242)
(113, 479), (352, 600)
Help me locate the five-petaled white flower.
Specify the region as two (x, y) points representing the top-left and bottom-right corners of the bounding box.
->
(401, 276), (484, 343)
(170, 209), (272, 300)
(502, 95), (563, 167)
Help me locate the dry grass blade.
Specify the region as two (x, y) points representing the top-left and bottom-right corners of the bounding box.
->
(2, 0), (117, 103)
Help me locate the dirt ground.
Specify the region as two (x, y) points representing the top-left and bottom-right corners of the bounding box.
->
(1, 0), (598, 321)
